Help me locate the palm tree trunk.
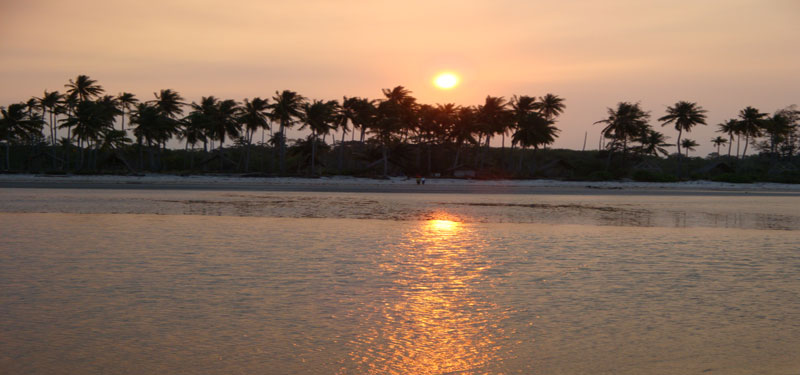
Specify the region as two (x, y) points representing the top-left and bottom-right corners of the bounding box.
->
(383, 145), (389, 177)
(245, 129), (253, 172)
(736, 135), (741, 158)
(338, 129), (346, 171)
(311, 131), (317, 176)
(279, 122), (286, 174)
(727, 136), (733, 157)
(742, 134), (749, 158)
(676, 129), (683, 178)
(452, 144), (461, 171)
(427, 143), (432, 175)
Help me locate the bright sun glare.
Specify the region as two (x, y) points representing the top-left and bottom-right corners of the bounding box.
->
(433, 72), (459, 90)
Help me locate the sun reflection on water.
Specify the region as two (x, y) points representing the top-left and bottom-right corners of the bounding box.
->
(341, 218), (507, 374)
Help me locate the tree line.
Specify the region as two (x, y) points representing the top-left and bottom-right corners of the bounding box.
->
(1, 75), (798, 182)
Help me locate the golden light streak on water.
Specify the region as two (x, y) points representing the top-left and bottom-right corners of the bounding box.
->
(343, 219), (505, 374)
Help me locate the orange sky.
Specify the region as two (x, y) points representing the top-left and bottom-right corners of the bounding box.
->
(1, 0), (798, 154)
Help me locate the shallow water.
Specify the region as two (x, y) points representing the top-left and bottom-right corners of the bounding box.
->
(1, 188), (799, 230)
(1, 189), (799, 374)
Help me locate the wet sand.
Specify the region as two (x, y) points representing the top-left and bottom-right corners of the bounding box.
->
(1, 174), (799, 196)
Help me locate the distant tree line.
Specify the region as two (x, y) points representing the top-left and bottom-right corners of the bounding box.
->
(1, 75), (798, 182)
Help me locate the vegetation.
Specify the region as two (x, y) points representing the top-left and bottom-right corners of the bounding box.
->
(1, 75), (799, 184)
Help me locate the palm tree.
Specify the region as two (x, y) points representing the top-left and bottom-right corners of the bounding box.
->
(658, 101), (707, 177)
(659, 101), (707, 155)
(717, 119), (737, 157)
(185, 96), (240, 170)
(65, 75), (104, 102)
(131, 102), (179, 171)
(450, 105), (478, 171)
(510, 95), (537, 123)
(0, 103), (45, 169)
(336, 96), (362, 170)
(536, 93), (566, 121)
(270, 90), (306, 174)
(711, 136), (728, 156)
(476, 95), (509, 167)
(59, 99), (120, 169)
(381, 86), (418, 142)
(240, 97), (270, 172)
(595, 102), (650, 168)
(152, 89), (185, 119)
(637, 129), (672, 157)
(371, 98), (405, 176)
(39, 91), (62, 144)
(736, 106), (767, 159)
(512, 112), (559, 172)
(116, 92), (138, 131)
(681, 138), (698, 157)
(300, 100), (338, 175)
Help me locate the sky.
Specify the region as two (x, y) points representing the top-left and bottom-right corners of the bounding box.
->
(1, 0), (798, 155)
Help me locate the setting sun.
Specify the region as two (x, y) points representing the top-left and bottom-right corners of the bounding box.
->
(433, 72), (459, 89)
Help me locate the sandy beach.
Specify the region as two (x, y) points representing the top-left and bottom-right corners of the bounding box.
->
(1, 173), (799, 196)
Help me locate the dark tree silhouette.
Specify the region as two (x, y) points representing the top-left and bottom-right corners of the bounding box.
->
(270, 90), (306, 174)
(737, 106), (767, 159)
(595, 102), (650, 168)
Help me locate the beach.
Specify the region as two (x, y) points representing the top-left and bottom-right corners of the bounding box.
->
(1, 173), (799, 196)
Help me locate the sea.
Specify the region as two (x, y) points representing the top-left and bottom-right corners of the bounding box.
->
(1, 187), (799, 374)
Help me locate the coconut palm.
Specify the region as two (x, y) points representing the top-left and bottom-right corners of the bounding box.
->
(717, 119), (737, 157)
(152, 89), (185, 119)
(512, 112), (559, 172)
(510, 95), (538, 123)
(208, 99), (241, 148)
(270, 90), (306, 174)
(240, 97), (270, 171)
(65, 75), (104, 102)
(335, 96), (363, 170)
(637, 129), (672, 157)
(38, 91), (63, 148)
(381, 86), (418, 142)
(681, 139), (698, 157)
(59, 99), (120, 169)
(658, 101), (707, 177)
(711, 136), (728, 157)
(450, 105), (479, 171)
(0, 103), (45, 169)
(736, 106), (767, 158)
(537, 93), (566, 121)
(595, 102), (650, 168)
(300, 99), (338, 175)
(476, 96), (510, 167)
(116, 92), (138, 131)
(371, 98), (405, 176)
(131, 102), (179, 170)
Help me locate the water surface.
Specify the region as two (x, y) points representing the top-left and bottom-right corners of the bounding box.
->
(1, 189), (799, 374)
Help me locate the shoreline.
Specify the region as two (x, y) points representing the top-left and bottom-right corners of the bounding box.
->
(1, 174), (799, 196)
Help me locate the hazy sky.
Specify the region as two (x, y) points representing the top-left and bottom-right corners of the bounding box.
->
(1, 0), (798, 154)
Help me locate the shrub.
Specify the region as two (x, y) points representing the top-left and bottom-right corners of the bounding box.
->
(632, 170), (678, 182)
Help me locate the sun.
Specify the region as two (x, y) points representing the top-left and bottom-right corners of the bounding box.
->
(433, 72), (459, 90)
